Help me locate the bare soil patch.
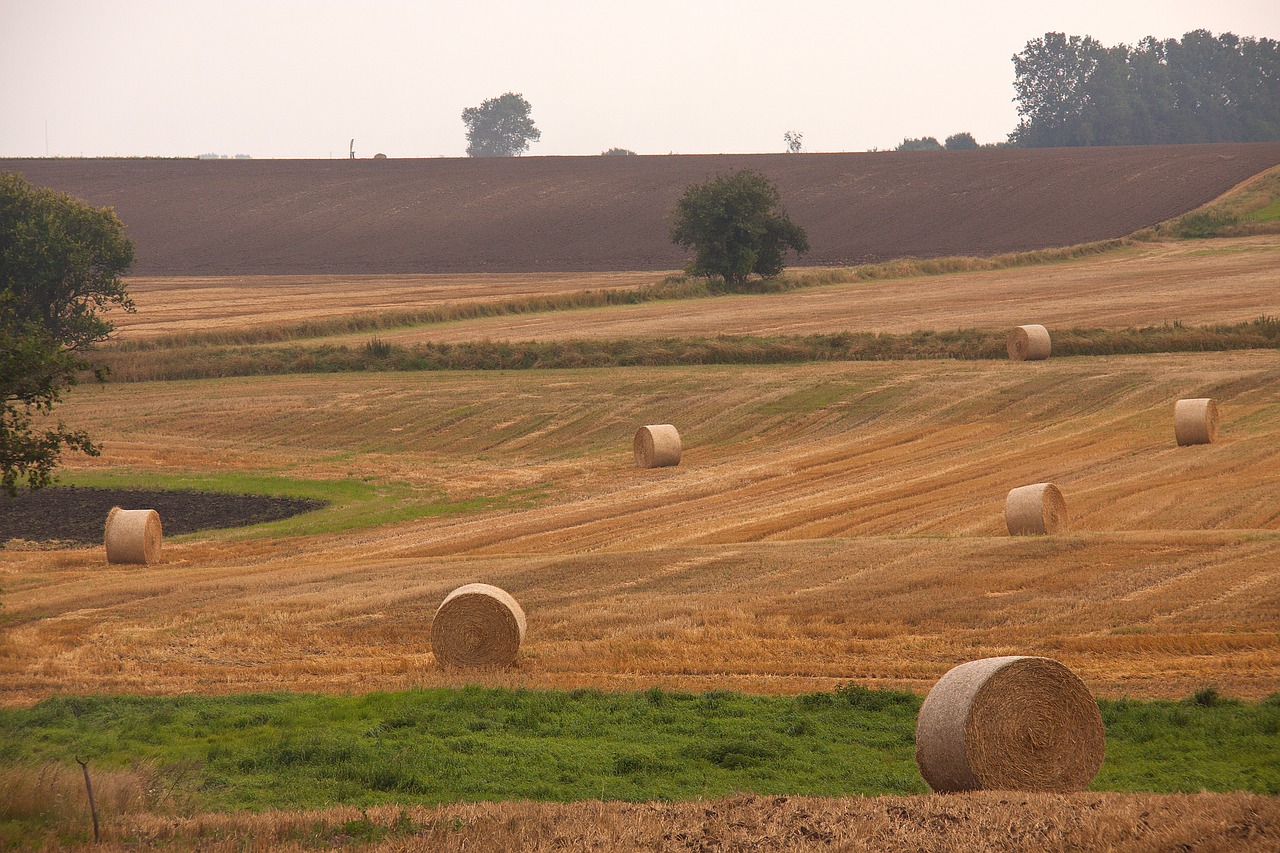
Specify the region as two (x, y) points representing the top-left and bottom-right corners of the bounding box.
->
(5, 143), (1278, 275)
(0, 487), (325, 546)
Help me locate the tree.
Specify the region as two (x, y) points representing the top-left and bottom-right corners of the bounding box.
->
(1010, 30), (1280, 147)
(0, 173), (134, 495)
(669, 170), (809, 285)
(944, 132), (979, 150)
(783, 131), (803, 153)
(461, 92), (541, 157)
(896, 136), (944, 151)
(601, 147), (637, 156)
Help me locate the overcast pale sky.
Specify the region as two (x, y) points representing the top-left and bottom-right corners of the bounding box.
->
(2, 0), (1276, 159)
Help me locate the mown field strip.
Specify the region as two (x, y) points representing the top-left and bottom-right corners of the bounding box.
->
(224, 237), (1280, 346)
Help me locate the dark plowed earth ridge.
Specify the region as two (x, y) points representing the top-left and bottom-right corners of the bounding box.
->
(5, 143), (1279, 276)
(0, 488), (326, 545)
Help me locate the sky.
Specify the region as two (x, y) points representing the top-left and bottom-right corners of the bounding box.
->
(2, 0), (1276, 159)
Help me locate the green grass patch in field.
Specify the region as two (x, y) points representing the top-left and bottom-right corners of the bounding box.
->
(0, 685), (1276, 822)
(55, 469), (541, 539)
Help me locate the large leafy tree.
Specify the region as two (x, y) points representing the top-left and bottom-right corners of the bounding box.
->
(669, 170), (809, 285)
(461, 92), (541, 157)
(1011, 30), (1280, 147)
(0, 173), (134, 495)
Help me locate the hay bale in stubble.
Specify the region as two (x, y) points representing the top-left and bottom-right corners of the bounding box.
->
(915, 655), (1105, 793)
(633, 424), (682, 468)
(1174, 398), (1219, 446)
(431, 583), (526, 668)
(1006, 324), (1052, 361)
(1005, 483), (1067, 535)
(104, 507), (163, 565)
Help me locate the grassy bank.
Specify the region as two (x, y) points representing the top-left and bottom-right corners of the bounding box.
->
(2, 685), (1277, 837)
(98, 317), (1280, 381)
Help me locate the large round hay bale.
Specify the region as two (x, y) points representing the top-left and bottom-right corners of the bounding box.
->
(1006, 324), (1052, 361)
(1174, 398), (1219, 446)
(1005, 483), (1067, 535)
(915, 655), (1105, 793)
(633, 424), (682, 468)
(431, 583), (526, 668)
(104, 507), (162, 565)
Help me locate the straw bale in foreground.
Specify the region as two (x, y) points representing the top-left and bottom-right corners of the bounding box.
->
(633, 424), (682, 468)
(431, 583), (526, 668)
(915, 655), (1105, 793)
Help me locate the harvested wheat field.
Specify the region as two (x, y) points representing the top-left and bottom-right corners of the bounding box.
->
(37, 793), (1280, 851)
(3, 349), (1277, 704)
(5, 143), (1279, 275)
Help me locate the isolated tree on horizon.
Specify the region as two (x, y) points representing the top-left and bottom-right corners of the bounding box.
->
(0, 173), (134, 495)
(896, 136), (944, 151)
(669, 170), (809, 286)
(462, 92), (541, 157)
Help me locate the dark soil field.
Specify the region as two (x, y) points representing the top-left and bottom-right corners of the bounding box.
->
(4, 143), (1279, 276)
(0, 487), (325, 545)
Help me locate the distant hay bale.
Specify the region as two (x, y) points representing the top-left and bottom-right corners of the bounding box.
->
(1174, 398), (1219, 446)
(633, 424), (682, 468)
(915, 655), (1105, 793)
(431, 583), (526, 669)
(1005, 483), (1067, 535)
(1006, 324), (1052, 361)
(104, 507), (162, 565)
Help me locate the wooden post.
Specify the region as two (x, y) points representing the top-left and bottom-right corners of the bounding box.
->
(76, 757), (100, 843)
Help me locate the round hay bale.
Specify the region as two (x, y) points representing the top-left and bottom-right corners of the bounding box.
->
(633, 424), (682, 468)
(104, 507), (162, 565)
(1006, 324), (1052, 361)
(431, 583), (526, 668)
(1005, 483), (1067, 535)
(915, 655), (1105, 793)
(1174, 398), (1219, 446)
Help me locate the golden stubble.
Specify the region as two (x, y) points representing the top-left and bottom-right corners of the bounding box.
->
(3, 351), (1277, 705)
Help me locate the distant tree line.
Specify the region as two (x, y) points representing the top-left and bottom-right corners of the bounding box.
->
(1010, 30), (1280, 147)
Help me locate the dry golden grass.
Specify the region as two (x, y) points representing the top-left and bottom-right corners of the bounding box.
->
(115, 271), (672, 340)
(3, 352), (1276, 704)
(20, 792), (1280, 852)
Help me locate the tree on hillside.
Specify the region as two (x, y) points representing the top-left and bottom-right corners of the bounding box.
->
(1011, 30), (1280, 146)
(0, 173), (134, 495)
(669, 170), (809, 285)
(944, 132), (979, 150)
(462, 92), (541, 157)
(896, 136), (944, 151)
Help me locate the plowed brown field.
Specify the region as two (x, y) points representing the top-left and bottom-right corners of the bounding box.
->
(5, 142), (1280, 275)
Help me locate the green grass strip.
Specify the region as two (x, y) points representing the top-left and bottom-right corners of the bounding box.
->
(1, 686), (1277, 815)
(98, 316), (1280, 381)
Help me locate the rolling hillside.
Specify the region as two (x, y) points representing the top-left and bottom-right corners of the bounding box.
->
(4, 142), (1280, 275)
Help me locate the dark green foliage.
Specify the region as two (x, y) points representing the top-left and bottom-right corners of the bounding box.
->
(0, 173), (134, 495)
(461, 93), (541, 158)
(669, 170), (809, 285)
(1011, 30), (1280, 147)
(363, 337), (393, 359)
(601, 147), (637, 156)
(0, 687), (1276, 813)
(895, 137), (944, 151)
(944, 132), (979, 150)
